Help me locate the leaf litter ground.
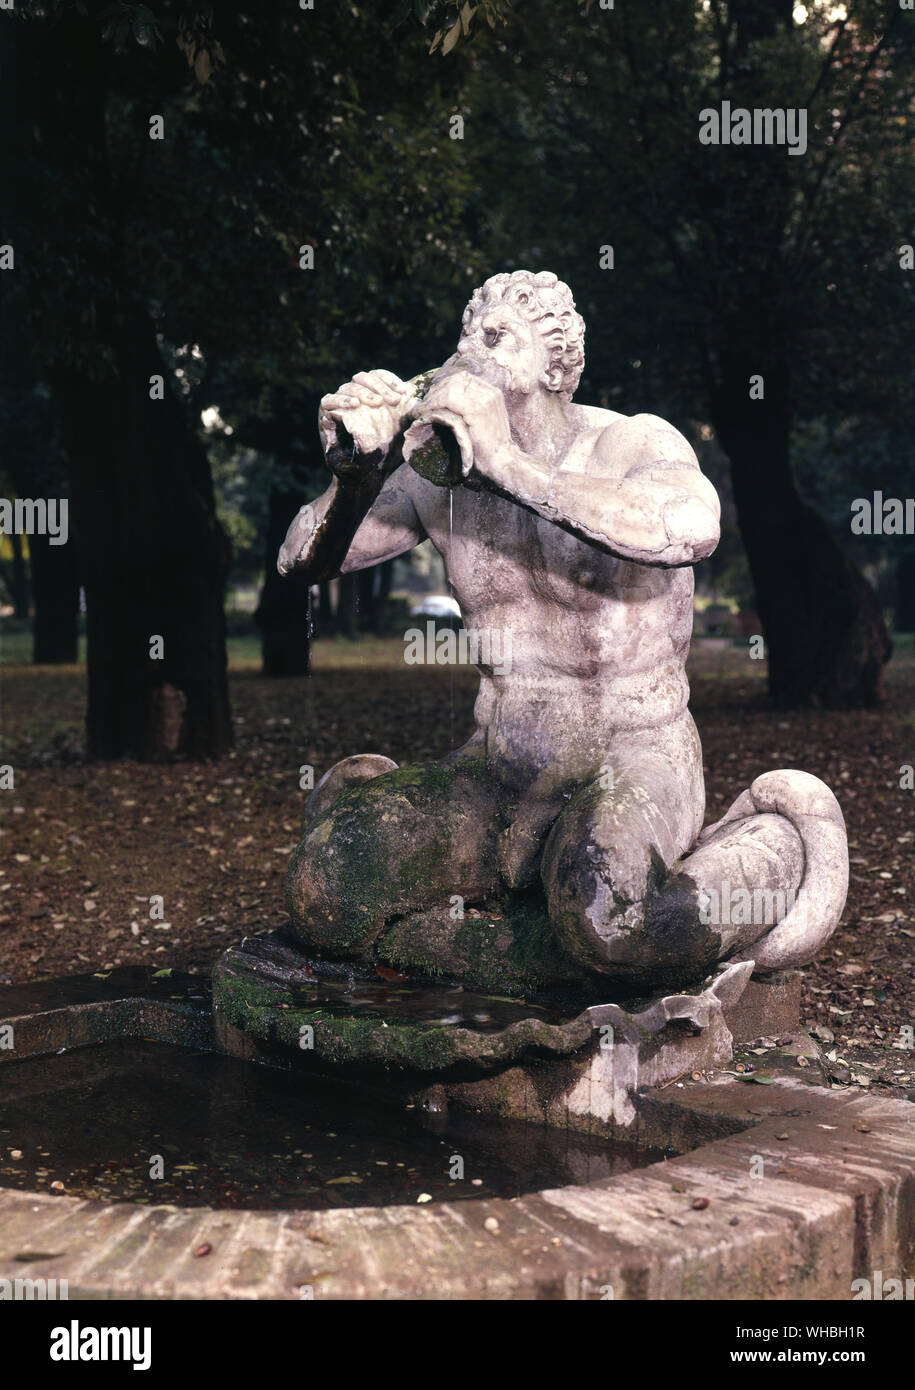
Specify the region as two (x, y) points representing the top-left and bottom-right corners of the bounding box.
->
(1, 637), (912, 1101)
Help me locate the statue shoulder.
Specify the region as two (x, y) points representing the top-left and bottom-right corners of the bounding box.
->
(591, 411), (700, 478)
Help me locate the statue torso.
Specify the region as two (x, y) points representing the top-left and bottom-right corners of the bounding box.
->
(404, 410), (695, 750)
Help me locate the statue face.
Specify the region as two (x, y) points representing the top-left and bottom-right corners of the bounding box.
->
(454, 297), (551, 398)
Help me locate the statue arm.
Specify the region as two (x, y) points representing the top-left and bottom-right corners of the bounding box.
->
(486, 414), (721, 568)
(409, 372), (718, 567)
(278, 467), (425, 582)
(278, 370), (427, 581)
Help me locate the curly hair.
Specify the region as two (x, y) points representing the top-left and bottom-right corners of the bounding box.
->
(461, 270), (586, 401)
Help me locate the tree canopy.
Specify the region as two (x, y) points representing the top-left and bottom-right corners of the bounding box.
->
(3, 0), (913, 756)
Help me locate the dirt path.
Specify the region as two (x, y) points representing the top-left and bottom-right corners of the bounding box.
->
(1, 639), (912, 1099)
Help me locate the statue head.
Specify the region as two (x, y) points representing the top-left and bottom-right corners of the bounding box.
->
(454, 270), (585, 402)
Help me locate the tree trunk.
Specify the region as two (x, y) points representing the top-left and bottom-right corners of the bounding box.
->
(316, 581), (333, 637)
(255, 483), (312, 677)
(373, 559), (393, 635)
(357, 568), (376, 633)
(30, 528), (79, 663)
(15, 14), (231, 759)
(337, 572), (358, 638)
(896, 552), (915, 634)
(712, 361), (891, 708)
(55, 315), (233, 760)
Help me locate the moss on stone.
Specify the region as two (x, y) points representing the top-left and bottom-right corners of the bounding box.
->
(211, 934), (598, 1073)
(406, 436), (453, 486)
(288, 757), (502, 960)
(377, 888), (604, 1005)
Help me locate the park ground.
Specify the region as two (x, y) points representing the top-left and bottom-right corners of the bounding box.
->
(1, 634), (913, 1100)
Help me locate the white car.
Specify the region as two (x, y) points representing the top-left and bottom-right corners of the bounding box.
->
(408, 592), (464, 631)
(409, 594), (463, 623)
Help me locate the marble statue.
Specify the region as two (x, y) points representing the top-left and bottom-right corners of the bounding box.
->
(277, 271), (848, 997)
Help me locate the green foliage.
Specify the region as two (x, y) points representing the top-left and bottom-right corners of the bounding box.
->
(98, 2), (162, 53)
(399, 0), (514, 55)
(462, 1), (909, 391)
(8, 0), (914, 619)
(443, 0), (914, 498)
(8, 0), (488, 590)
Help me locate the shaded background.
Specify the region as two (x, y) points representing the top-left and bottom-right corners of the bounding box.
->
(1, 1), (913, 1097)
(1, 0), (913, 757)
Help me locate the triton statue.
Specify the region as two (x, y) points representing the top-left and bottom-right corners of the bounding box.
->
(277, 270), (847, 996)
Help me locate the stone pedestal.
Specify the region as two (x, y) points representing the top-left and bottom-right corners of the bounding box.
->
(724, 970), (802, 1043)
(210, 932), (789, 1137)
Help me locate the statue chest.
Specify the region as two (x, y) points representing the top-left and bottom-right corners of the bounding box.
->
(418, 484), (653, 616)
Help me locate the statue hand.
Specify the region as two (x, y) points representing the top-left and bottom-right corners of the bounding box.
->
(412, 371), (511, 480)
(319, 370), (416, 478)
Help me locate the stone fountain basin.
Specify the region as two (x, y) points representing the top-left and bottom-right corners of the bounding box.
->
(212, 930), (605, 1070)
(0, 968), (913, 1299)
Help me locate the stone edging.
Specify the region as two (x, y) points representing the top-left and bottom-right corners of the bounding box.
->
(1, 1077), (912, 1300)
